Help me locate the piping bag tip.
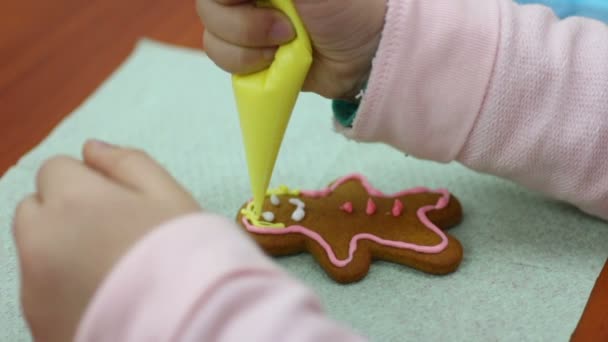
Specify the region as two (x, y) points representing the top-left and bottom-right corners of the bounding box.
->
(233, 0), (312, 218)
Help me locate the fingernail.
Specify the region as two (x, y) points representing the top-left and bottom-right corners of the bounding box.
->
(90, 139), (113, 149)
(269, 20), (294, 44)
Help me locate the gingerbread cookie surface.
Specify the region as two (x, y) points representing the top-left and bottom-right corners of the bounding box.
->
(237, 174), (464, 283)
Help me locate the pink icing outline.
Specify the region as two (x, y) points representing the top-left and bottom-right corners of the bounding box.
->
(242, 173), (452, 268)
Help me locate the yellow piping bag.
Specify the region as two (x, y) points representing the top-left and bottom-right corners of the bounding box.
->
(233, 0), (312, 218)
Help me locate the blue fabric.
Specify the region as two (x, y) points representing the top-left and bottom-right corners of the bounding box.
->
(332, 82), (367, 128)
(332, 100), (358, 127)
(516, 0), (608, 22)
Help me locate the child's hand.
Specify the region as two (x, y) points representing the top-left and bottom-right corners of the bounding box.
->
(13, 141), (201, 342)
(197, 0), (386, 99)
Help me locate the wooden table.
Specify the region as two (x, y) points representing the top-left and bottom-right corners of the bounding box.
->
(1, 1), (605, 339)
(1, 0), (203, 176)
(571, 258), (608, 341)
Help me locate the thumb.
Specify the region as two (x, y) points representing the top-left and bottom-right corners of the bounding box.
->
(82, 139), (181, 195)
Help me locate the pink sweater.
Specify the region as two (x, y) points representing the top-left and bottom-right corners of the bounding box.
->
(76, 0), (608, 340)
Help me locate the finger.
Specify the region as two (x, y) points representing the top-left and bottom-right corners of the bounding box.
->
(82, 140), (182, 195)
(204, 30), (276, 75)
(197, 0), (294, 47)
(36, 156), (86, 200)
(13, 195), (46, 317)
(13, 194), (41, 248)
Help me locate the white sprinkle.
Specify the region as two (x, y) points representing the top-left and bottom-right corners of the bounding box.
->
(291, 207), (306, 222)
(270, 194), (280, 206)
(288, 198), (305, 208)
(262, 211), (275, 222)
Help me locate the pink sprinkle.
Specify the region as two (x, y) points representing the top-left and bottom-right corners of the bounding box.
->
(366, 198), (376, 215)
(340, 201), (353, 213)
(392, 199), (404, 216)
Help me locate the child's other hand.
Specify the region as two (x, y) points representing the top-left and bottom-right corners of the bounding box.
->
(13, 140), (201, 342)
(197, 0), (386, 100)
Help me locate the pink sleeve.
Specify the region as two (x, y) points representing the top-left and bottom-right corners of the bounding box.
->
(341, 0), (608, 219)
(75, 213), (365, 342)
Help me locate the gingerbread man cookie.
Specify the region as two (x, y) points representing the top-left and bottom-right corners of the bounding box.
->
(237, 174), (464, 283)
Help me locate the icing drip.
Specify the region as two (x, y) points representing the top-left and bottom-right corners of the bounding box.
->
(270, 194), (280, 206)
(240, 186), (301, 228)
(291, 207), (305, 221)
(262, 211), (275, 222)
(241, 201), (283, 228)
(288, 198), (305, 208)
(365, 198), (376, 215)
(392, 199), (404, 217)
(242, 173), (453, 268)
(340, 201), (353, 213)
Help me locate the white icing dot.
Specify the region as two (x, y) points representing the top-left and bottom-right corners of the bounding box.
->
(262, 211), (275, 222)
(270, 194), (280, 206)
(291, 207), (306, 222)
(288, 198), (305, 208)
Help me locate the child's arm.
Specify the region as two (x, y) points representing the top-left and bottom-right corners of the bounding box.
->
(75, 213), (365, 341)
(337, 0), (608, 219)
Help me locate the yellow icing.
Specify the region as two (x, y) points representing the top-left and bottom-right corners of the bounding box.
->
(241, 185), (300, 228)
(233, 0), (312, 218)
(267, 185), (300, 196)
